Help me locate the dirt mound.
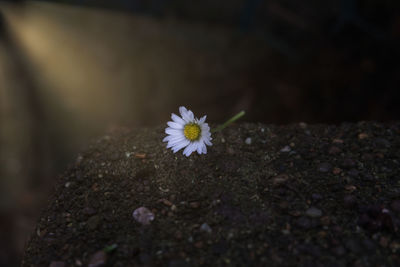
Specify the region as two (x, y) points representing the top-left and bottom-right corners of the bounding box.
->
(22, 122), (400, 266)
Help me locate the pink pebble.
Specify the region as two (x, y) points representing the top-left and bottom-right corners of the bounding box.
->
(132, 207), (155, 225)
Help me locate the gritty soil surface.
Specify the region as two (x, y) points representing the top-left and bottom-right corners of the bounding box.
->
(22, 122), (400, 267)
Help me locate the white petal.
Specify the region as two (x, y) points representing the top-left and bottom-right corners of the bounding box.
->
(197, 143), (205, 154)
(171, 113), (185, 125)
(166, 135), (186, 146)
(165, 134), (184, 142)
(172, 139), (190, 153)
(183, 142), (196, 156)
(165, 128), (183, 136)
(199, 115), (207, 123)
(201, 123), (210, 132)
(196, 141), (203, 154)
(180, 106), (194, 123)
(167, 121), (183, 129)
(179, 106), (187, 115)
(202, 143), (207, 154)
(164, 135), (184, 143)
(167, 137), (186, 148)
(204, 137), (212, 146)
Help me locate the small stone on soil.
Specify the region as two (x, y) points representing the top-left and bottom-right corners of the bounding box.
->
(348, 169), (359, 177)
(189, 202), (200, 209)
(306, 207), (322, 218)
(332, 167), (342, 175)
(49, 261), (65, 267)
(318, 163), (332, 173)
(329, 146), (341, 154)
(280, 146), (291, 152)
(88, 250), (107, 267)
(245, 137), (252, 145)
(200, 223), (212, 234)
(132, 207), (155, 225)
(159, 199), (173, 206)
(345, 185), (357, 192)
(272, 174), (289, 185)
(358, 133), (369, 139)
(311, 193), (323, 201)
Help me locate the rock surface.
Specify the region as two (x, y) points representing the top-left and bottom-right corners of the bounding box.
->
(22, 122), (400, 266)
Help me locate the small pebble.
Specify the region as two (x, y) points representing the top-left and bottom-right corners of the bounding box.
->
(289, 210), (302, 217)
(272, 174), (289, 185)
(200, 223), (212, 234)
(132, 207), (155, 225)
(134, 153), (146, 159)
(306, 207), (322, 218)
(345, 185), (357, 192)
(358, 133), (368, 139)
(329, 146), (341, 154)
(311, 193), (323, 201)
(348, 169), (359, 177)
(245, 137), (252, 145)
(280, 146), (291, 153)
(390, 242), (400, 253)
(189, 202), (200, 209)
(318, 163), (332, 173)
(49, 261), (66, 267)
(88, 250), (107, 267)
(160, 199), (173, 207)
(76, 155), (84, 165)
(299, 122), (307, 128)
(332, 167), (342, 175)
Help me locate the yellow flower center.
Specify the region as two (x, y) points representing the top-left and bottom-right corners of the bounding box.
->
(183, 123), (201, 141)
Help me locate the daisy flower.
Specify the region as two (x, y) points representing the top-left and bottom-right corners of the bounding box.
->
(163, 106), (212, 156)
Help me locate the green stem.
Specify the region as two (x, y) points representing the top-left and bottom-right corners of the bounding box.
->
(103, 244), (118, 253)
(212, 110), (245, 133)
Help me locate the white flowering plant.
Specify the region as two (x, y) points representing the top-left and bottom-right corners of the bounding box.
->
(163, 106), (245, 156)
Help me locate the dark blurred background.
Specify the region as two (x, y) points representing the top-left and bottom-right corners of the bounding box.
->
(0, 0), (399, 265)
